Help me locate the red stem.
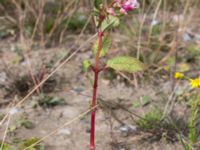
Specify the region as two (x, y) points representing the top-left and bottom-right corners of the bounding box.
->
(89, 31), (103, 150)
(89, 70), (98, 150)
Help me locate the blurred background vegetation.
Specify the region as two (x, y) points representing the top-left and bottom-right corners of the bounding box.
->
(0, 0), (199, 66)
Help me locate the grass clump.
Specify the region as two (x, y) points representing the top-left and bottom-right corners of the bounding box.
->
(136, 108), (163, 130)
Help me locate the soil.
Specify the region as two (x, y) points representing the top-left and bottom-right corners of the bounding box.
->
(0, 34), (197, 150)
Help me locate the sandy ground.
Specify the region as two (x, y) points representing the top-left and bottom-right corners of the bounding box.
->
(0, 37), (192, 150)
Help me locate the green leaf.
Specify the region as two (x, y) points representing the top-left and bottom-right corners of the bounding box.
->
(0, 143), (9, 150)
(92, 34), (111, 57)
(94, 0), (102, 9)
(106, 56), (144, 73)
(82, 60), (91, 72)
(101, 15), (120, 31)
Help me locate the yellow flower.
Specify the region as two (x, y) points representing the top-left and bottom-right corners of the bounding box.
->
(174, 72), (184, 79)
(190, 77), (200, 88)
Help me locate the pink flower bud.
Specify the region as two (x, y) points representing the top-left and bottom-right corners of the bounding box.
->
(107, 8), (116, 16)
(120, 8), (128, 15)
(109, 0), (139, 16)
(121, 0), (139, 11)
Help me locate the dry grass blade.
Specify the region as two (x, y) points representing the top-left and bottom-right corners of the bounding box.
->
(137, 14), (146, 59)
(30, 0), (46, 44)
(59, 0), (80, 43)
(147, 0), (162, 45)
(159, 0), (198, 64)
(0, 114), (11, 149)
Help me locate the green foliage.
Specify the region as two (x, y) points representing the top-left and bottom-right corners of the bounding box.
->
(188, 44), (200, 55)
(8, 125), (17, 134)
(179, 135), (191, 150)
(44, 18), (55, 33)
(179, 93), (200, 150)
(8, 117), (35, 135)
(0, 143), (9, 150)
(92, 34), (111, 57)
(82, 60), (91, 72)
(94, 0), (103, 9)
(187, 44), (200, 61)
(101, 15), (120, 31)
(188, 94), (200, 149)
(38, 94), (65, 107)
(18, 118), (35, 129)
(17, 137), (44, 150)
(188, 109), (198, 144)
(61, 13), (87, 31)
(0, 142), (17, 150)
(106, 56), (144, 73)
(68, 13), (87, 31)
(136, 109), (163, 130)
(0, 0), (92, 42)
(151, 24), (162, 37)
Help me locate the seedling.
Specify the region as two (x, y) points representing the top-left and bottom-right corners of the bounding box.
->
(82, 0), (144, 149)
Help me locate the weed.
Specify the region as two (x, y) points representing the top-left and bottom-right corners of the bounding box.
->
(133, 95), (151, 108)
(37, 94), (65, 107)
(136, 108), (162, 130)
(0, 138), (43, 150)
(17, 137), (44, 150)
(17, 118), (35, 129)
(174, 72), (200, 149)
(82, 0), (144, 149)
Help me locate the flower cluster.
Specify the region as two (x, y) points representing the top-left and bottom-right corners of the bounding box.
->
(107, 0), (139, 16)
(190, 77), (200, 88)
(174, 72), (200, 89)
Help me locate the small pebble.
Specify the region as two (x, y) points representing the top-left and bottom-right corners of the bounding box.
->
(9, 108), (19, 115)
(0, 72), (7, 84)
(151, 19), (159, 26)
(57, 129), (71, 135)
(119, 124), (137, 137)
(182, 33), (192, 42)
